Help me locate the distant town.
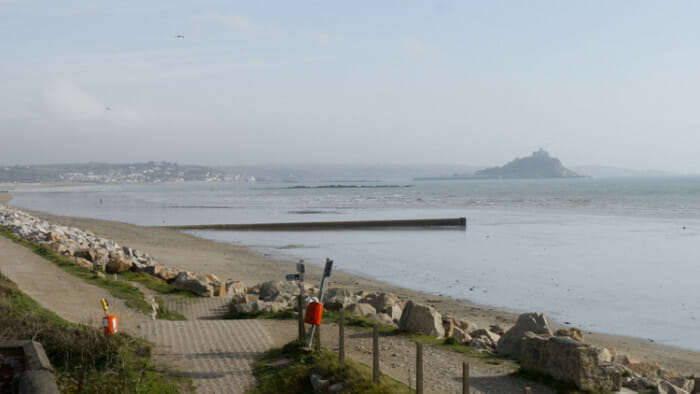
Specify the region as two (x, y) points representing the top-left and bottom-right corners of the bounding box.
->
(0, 162), (255, 184)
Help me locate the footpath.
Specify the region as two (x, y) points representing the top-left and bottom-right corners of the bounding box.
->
(0, 235), (277, 394)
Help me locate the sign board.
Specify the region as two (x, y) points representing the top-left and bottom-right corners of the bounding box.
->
(296, 262), (305, 274)
(323, 259), (333, 278)
(285, 273), (301, 281)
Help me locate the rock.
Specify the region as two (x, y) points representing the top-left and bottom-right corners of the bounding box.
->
(226, 280), (246, 295)
(623, 376), (658, 391)
(74, 257), (94, 270)
(156, 267), (179, 283)
(470, 328), (501, 346)
(497, 312), (552, 359)
(665, 377), (694, 393)
(454, 318), (477, 333)
(231, 294), (258, 306)
(324, 287), (354, 311)
(213, 282), (227, 297)
(122, 246), (133, 257)
(520, 334), (621, 392)
(259, 281), (297, 301)
(555, 327), (584, 342)
(366, 292), (400, 314)
(453, 327), (472, 344)
(693, 377), (700, 394)
(346, 302), (377, 317)
(442, 316), (455, 338)
(398, 301), (445, 338)
(106, 256), (132, 273)
(328, 382), (344, 393)
(628, 361), (663, 378)
(657, 380), (691, 394)
(174, 272), (214, 297)
(489, 324), (505, 336)
(470, 337), (496, 353)
(73, 248), (96, 262)
(310, 374), (329, 393)
(375, 313), (395, 327)
(386, 303), (403, 323)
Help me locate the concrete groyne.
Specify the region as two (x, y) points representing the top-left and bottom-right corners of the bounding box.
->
(163, 217), (467, 231)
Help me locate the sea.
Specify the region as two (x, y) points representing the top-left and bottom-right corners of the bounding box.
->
(7, 177), (700, 350)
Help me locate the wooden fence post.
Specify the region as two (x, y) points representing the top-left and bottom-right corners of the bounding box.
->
(373, 323), (379, 384)
(297, 295), (305, 342)
(416, 342), (423, 394)
(339, 308), (345, 363)
(463, 362), (469, 394)
(313, 323), (321, 351)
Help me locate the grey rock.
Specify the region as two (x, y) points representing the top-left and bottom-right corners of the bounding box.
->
(398, 301), (445, 338)
(174, 272), (214, 297)
(497, 312), (552, 359)
(310, 374), (329, 393)
(520, 334), (621, 392)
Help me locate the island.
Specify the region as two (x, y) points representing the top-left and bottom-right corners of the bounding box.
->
(474, 149), (583, 179)
(414, 149), (585, 181)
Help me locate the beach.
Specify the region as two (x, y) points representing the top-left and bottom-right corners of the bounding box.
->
(2, 190), (699, 375)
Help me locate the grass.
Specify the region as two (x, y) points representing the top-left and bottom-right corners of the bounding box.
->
(0, 271), (192, 393)
(250, 340), (414, 394)
(0, 226), (188, 320)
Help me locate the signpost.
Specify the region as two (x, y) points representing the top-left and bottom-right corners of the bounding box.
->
(307, 258), (333, 348)
(285, 273), (301, 281)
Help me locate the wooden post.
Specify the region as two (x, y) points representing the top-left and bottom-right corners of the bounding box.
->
(313, 323), (321, 351)
(373, 323), (379, 384)
(416, 342), (423, 394)
(524, 387), (531, 394)
(463, 362), (469, 394)
(297, 295), (305, 342)
(339, 308), (345, 363)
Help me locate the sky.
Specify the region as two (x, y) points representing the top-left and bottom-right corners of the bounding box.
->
(2, 1), (700, 172)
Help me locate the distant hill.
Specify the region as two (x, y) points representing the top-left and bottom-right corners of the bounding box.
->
(475, 149), (583, 179)
(0, 162), (227, 183)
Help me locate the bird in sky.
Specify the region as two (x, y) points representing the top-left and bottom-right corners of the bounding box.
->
(175, 34), (184, 39)
(104, 107), (111, 111)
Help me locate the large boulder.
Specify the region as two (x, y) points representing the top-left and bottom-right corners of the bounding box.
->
(346, 302), (377, 317)
(174, 272), (214, 297)
(73, 248), (96, 262)
(398, 301), (445, 338)
(656, 380), (691, 394)
(365, 292), (400, 314)
(106, 256), (132, 273)
(226, 281), (246, 296)
(323, 287), (354, 311)
(259, 281), (298, 302)
(520, 334), (621, 392)
(496, 312), (552, 359)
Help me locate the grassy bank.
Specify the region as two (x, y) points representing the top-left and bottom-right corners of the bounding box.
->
(0, 271), (191, 393)
(0, 226), (186, 320)
(251, 340), (413, 393)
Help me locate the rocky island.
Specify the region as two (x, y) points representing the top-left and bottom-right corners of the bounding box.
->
(475, 149), (584, 179)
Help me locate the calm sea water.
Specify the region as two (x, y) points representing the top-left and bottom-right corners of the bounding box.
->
(9, 177), (700, 350)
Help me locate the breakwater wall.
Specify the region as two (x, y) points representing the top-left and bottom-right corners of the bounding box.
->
(164, 217), (467, 231)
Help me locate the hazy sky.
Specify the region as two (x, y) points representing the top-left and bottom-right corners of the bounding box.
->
(2, 1), (700, 172)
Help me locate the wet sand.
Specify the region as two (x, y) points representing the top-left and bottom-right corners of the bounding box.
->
(1, 191), (699, 374)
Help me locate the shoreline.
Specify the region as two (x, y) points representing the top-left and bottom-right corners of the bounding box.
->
(1, 192), (699, 374)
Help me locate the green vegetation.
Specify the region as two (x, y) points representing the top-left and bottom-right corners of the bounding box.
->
(250, 340), (413, 394)
(0, 271), (191, 393)
(0, 227), (186, 320)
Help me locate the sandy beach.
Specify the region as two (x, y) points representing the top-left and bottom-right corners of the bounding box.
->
(1, 191), (699, 375)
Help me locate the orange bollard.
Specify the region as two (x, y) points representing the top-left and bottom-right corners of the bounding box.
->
(304, 301), (323, 325)
(103, 314), (118, 337)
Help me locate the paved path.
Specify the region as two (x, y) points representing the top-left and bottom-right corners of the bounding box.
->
(138, 320), (274, 394)
(0, 235), (274, 393)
